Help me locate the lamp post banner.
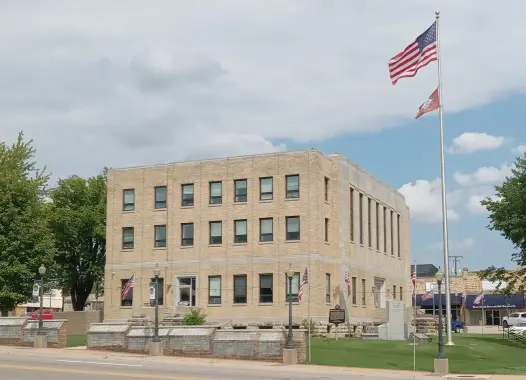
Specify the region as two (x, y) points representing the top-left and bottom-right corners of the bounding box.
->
(149, 282), (156, 307)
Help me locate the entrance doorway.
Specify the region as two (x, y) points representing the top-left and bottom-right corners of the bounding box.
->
(485, 309), (500, 326)
(176, 276), (197, 306)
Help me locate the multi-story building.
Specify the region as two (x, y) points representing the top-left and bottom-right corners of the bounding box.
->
(103, 149), (411, 324)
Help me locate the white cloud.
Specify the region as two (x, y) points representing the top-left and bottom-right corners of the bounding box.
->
(467, 195), (487, 214)
(1, 1), (526, 180)
(425, 237), (474, 252)
(512, 144), (526, 155)
(454, 163), (514, 187)
(448, 132), (505, 154)
(398, 179), (459, 223)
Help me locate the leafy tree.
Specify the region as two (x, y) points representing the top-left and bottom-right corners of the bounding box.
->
(0, 132), (55, 315)
(479, 154), (526, 294)
(49, 169), (107, 311)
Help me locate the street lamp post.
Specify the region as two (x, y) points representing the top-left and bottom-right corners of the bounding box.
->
(436, 269), (445, 359)
(153, 263), (161, 343)
(38, 264), (46, 333)
(285, 265), (295, 349)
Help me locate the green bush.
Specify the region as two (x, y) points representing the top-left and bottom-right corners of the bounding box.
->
(183, 308), (207, 325)
(301, 318), (315, 331)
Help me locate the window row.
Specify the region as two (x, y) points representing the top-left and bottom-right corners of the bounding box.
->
(121, 273), (332, 306)
(349, 187), (401, 257)
(348, 277), (403, 307)
(122, 174), (302, 211)
(121, 216), (302, 249)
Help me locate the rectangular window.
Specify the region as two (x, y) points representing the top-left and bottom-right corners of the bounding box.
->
(123, 189), (135, 211)
(234, 219), (248, 244)
(209, 221), (222, 244)
(208, 276), (221, 305)
(383, 206), (387, 253)
(285, 175), (299, 199)
(397, 214), (401, 257)
(181, 184), (194, 207)
(351, 277), (357, 305)
(350, 188), (354, 241)
(361, 278), (366, 306)
(234, 179), (247, 203)
(181, 223), (194, 246)
(154, 186), (167, 209)
(359, 193), (363, 245)
(391, 210), (394, 255)
(324, 177), (329, 202)
(285, 272), (300, 303)
(368, 198), (372, 248)
(286, 216), (300, 241)
(260, 177), (273, 200)
(154, 225), (166, 248)
(209, 181), (222, 204)
(122, 227), (134, 249)
(400, 287), (403, 301)
(392, 285), (396, 300)
(150, 278), (164, 306)
(233, 275), (247, 304)
(121, 279), (133, 307)
(376, 203), (380, 250)
(259, 274), (273, 303)
(325, 274), (331, 303)
(324, 218), (329, 242)
(259, 218), (273, 242)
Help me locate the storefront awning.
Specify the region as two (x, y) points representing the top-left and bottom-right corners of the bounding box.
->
(464, 294), (525, 310)
(413, 294), (463, 307)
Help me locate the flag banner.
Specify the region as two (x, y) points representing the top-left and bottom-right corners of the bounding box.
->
(344, 265), (351, 295)
(473, 290), (484, 305)
(298, 265), (308, 302)
(389, 21), (438, 85)
(121, 273), (136, 300)
(421, 291), (433, 301)
(416, 88), (440, 119)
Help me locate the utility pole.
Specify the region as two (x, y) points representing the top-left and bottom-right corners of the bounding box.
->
(449, 256), (463, 277)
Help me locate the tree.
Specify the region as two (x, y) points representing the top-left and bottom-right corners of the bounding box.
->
(0, 132), (56, 315)
(479, 154), (526, 294)
(49, 169), (107, 311)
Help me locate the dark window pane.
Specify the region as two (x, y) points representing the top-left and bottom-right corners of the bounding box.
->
(234, 179), (247, 202)
(286, 175), (299, 199)
(259, 274), (273, 303)
(260, 177), (273, 200)
(234, 275), (247, 304)
(210, 182), (222, 204)
(286, 216), (300, 240)
(259, 218), (273, 242)
(122, 227), (134, 249)
(154, 225), (166, 248)
(123, 189), (135, 211)
(210, 221), (222, 244)
(181, 223), (194, 246)
(234, 219), (247, 243)
(155, 186), (167, 209)
(182, 184), (194, 207)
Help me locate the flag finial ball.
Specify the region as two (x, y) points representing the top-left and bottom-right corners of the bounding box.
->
(435, 10), (440, 16)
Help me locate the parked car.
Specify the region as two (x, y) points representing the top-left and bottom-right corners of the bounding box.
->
(31, 310), (53, 320)
(508, 322), (526, 335)
(502, 312), (526, 328)
(452, 319), (465, 333)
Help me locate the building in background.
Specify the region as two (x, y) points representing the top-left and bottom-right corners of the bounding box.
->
(15, 289), (63, 316)
(412, 264), (525, 326)
(104, 149), (410, 324)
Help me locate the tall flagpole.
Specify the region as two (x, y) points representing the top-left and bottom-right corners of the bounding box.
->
(435, 10), (454, 346)
(413, 261), (417, 371)
(308, 263), (311, 363)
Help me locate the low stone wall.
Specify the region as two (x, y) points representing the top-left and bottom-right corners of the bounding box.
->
(0, 317), (68, 348)
(55, 310), (102, 335)
(87, 323), (307, 363)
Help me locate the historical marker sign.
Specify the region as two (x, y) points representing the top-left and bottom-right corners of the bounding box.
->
(329, 305), (346, 324)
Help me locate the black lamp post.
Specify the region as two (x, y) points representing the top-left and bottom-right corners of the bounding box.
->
(436, 269), (445, 359)
(38, 264), (46, 332)
(285, 265), (295, 349)
(153, 263), (161, 343)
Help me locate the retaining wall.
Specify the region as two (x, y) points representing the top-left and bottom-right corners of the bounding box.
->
(0, 317), (68, 348)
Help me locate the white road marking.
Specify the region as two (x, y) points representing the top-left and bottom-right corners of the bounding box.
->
(56, 359), (142, 367)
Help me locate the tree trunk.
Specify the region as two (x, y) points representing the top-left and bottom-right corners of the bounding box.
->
(70, 282), (93, 311)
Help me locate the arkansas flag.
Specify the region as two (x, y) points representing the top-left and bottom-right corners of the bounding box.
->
(415, 88), (440, 119)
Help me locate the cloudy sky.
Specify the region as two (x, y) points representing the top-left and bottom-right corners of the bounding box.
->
(1, 1), (524, 270)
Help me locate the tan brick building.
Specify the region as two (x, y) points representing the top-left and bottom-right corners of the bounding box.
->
(103, 149), (411, 324)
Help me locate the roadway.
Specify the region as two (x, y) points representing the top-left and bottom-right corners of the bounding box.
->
(0, 345), (503, 380)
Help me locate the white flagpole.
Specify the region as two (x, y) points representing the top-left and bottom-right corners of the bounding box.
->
(481, 292), (485, 335)
(435, 10), (454, 346)
(308, 263), (311, 363)
(413, 261), (417, 371)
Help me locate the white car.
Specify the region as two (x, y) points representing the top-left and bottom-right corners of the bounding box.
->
(508, 322), (526, 335)
(502, 312), (526, 328)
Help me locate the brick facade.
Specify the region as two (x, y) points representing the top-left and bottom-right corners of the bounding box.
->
(104, 149), (411, 323)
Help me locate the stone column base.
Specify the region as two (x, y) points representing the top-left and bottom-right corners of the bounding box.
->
(34, 334), (48, 348)
(149, 341), (164, 356)
(434, 358), (449, 375)
(283, 348), (298, 365)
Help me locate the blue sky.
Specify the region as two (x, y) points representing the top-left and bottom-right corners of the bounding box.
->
(0, 1), (524, 271)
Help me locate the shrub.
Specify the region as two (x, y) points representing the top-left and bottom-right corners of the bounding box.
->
(183, 308), (207, 325)
(301, 318), (315, 331)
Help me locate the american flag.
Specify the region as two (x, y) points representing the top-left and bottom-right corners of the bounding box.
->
(121, 273), (136, 300)
(421, 291), (433, 301)
(388, 21), (438, 85)
(297, 266), (308, 302)
(473, 290), (484, 305)
(344, 265), (351, 295)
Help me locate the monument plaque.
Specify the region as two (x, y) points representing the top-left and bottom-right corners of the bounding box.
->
(328, 305), (346, 324)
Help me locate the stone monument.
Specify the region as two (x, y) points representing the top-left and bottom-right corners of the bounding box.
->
(387, 299), (405, 340)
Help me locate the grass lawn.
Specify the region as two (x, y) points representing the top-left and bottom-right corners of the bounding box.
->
(311, 334), (526, 374)
(67, 334), (87, 347)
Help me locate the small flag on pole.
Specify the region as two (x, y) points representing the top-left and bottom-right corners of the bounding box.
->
(344, 265), (351, 295)
(473, 290), (484, 305)
(388, 21), (438, 85)
(298, 266), (308, 302)
(416, 88), (440, 119)
(421, 290), (433, 301)
(121, 273), (136, 300)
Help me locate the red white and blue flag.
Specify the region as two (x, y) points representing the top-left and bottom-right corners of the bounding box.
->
(388, 21), (438, 85)
(121, 273), (136, 300)
(298, 266), (308, 302)
(473, 290), (484, 305)
(421, 290), (433, 301)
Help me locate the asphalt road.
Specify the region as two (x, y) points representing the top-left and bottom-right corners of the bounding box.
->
(0, 345), (496, 380)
